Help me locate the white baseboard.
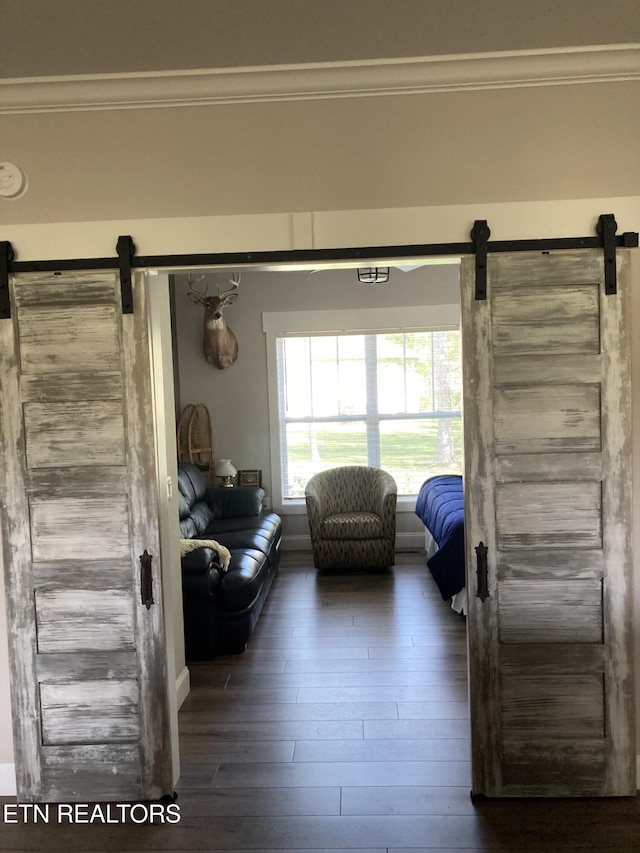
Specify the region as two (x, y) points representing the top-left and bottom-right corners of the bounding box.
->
(176, 665), (190, 710)
(396, 532), (425, 551)
(0, 762), (16, 797)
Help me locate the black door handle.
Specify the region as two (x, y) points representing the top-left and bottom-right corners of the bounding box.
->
(140, 549), (154, 609)
(475, 541), (489, 602)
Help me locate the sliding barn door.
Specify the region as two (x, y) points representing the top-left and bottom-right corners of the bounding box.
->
(462, 250), (634, 797)
(0, 270), (172, 802)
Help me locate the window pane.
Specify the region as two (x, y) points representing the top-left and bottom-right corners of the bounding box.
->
(336, 336), (366, 416)
(377, 331), (463, 416)
(283, 421), (367, 498)
(379, 417), (463, 494)
(377, 334), (412, 414)
(303, 335), (367, 417)
(282, 337), (311, 418)
(309, 336), (339, 416)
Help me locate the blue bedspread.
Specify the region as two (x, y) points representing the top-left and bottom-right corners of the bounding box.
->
(414, 475), (465, 601)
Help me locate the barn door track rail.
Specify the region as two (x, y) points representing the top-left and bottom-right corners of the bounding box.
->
(1, 215), (637, 319)
(472, 213), (638, 300)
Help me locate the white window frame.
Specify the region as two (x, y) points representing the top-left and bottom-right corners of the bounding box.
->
(263, 304), (461, 513)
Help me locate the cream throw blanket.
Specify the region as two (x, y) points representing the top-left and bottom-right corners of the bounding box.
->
(180, 538), (231, 572)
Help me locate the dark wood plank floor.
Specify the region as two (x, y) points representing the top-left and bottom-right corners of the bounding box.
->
(1, 551), (638, 851)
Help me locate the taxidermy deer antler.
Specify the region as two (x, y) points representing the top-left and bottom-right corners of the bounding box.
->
(187, 273), (240, 369)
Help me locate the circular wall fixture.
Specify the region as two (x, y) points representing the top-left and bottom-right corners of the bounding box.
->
(0, 162), (29, 199)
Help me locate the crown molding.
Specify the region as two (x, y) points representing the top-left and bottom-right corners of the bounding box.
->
(1, 44), (638, 114)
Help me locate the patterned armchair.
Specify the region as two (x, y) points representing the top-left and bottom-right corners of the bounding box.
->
(304, 466), (397, 569)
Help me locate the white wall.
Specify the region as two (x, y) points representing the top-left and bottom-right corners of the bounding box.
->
(3, 82), (640, 227)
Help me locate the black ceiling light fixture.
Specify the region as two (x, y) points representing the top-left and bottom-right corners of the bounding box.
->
(357, 266), (390, 284)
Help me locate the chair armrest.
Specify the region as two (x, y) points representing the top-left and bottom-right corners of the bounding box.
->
(305, 472), (334, 538)
(374, 472), (397, 539)
(305, 492), (325, 539)
(380, 490), (397, 539)
(204, 486), (265, 518)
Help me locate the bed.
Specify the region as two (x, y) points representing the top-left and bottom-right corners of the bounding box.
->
(414, 474), (467, 614)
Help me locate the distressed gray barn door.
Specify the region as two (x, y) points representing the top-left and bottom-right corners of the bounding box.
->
(0, 270), (172, 802)
(461, 250), (634, 797)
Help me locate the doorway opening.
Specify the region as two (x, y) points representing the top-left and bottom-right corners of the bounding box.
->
(169, 258), (471, 810)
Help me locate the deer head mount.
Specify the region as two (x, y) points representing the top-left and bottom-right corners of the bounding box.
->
(187, 273), (240, 369)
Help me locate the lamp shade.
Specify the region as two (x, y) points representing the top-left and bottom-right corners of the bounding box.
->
(215, 459), (237, 477)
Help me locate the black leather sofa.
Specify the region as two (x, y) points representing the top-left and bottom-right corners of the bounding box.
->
(177, 462), (282, 659)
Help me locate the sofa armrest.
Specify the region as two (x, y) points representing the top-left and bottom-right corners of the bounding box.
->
(204, 486), (265, 518)
(180, 547), (222, 661)
(181, 546), (223, 582)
